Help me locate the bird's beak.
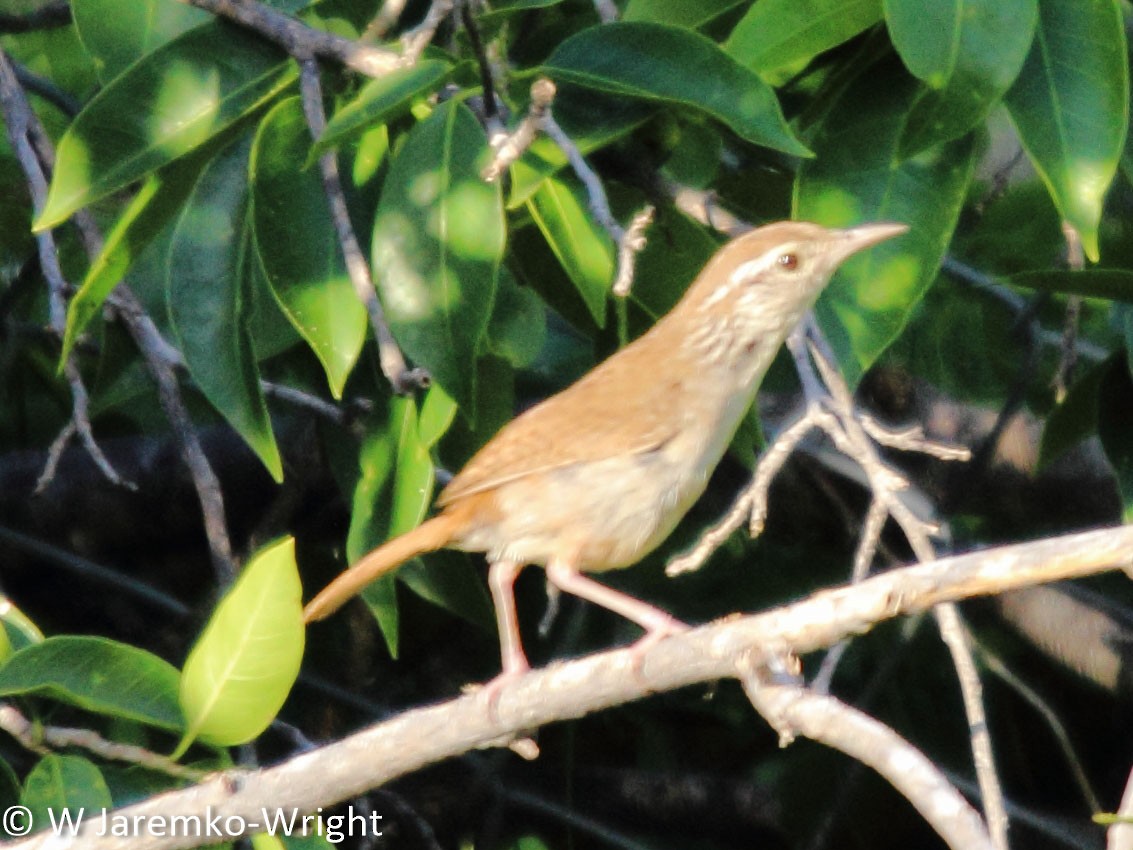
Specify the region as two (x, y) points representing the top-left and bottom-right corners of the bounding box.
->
(828, 221), (909, 265)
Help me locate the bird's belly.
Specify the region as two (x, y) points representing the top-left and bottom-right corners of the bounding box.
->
(461, 450), (708, 572)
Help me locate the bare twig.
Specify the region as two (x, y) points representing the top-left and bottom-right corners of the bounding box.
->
(1053, 221), (1085, 402)
(592, 0), (619, 22)
(482, 77), (555, 181)
(10, 522), (1131, 850)
(297, 58), (426, 393)
(178, 0), (400, 76)
(400, 0), (455, 65)
(0, 45), (236, 582)
(0, 47), (132, 493)
(481, 76), (653, 295)
(736, 662), (994, 850)
(0, 704), (204, 780)
(362, 0), (408, 41)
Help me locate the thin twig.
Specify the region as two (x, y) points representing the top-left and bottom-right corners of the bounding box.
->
(178, 0), (401, 76)
(362, 0), (408, 41)
(0, 704), (204, 780)
(0, 526), (191, 618)
(0, 47), (132, 493)
(1053, 221), (1085, 403)
(591, 0), (618, 22)
(297, 58), (426, 393)
(482, 77), (555, 181)
(400, 0), (455, 65)
(1, 47), (236, 582)
(481, 77), (653, 294)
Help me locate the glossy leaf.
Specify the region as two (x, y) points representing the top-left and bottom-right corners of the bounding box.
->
(544, 23), (811, 157)
(61, 140), (219, 366)
(72, 0), (211, 81)
(346, 396), (436, 655)
(37, 22), (295, 230)
(0, 636), (182, 731)
(314, 60), (452, 158)
(1098, 358), (1133, 522)
(527, 175), (614, 326)
(418, 383), (459, 449)
(372, 100), (505, 415)
(795, 67), (980, 388)
(1011, 269), (1133, 303)
(251, 97), (367, 399)
(887, 0), (1038, 154)
(21, 755), (112, 831)
(487, 267), (548, 368)
(177, 537), (304, 752)
(623, 0), (747, 29)
(1004, 0), (1128, 262)
(727, 0), (882, 75)
(167, 137), (282, 481)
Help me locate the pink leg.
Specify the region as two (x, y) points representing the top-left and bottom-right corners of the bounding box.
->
(545, 560), (687, 665)
(488, 559), (530, 677)
(483, 560), (530, 716)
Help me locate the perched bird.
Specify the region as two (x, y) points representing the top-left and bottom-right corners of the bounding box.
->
(305, 220), (908, 685)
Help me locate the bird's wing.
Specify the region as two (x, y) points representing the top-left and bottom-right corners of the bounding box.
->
(436, 337), (684, 506)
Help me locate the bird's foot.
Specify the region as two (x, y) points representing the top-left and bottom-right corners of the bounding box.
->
(627, 615), (689, 685)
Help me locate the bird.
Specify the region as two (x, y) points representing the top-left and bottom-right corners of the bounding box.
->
(304, 219), (908, 686)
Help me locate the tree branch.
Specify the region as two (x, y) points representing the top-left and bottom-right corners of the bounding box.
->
(8, 522), (1133, 850)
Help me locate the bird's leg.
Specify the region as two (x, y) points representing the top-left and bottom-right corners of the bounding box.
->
(545, 559), (687, 678)
(482, 559), (530, 714)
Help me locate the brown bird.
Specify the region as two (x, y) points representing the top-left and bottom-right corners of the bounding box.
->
(304, 220), (908, 685)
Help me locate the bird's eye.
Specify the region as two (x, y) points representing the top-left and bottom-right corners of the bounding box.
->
(777, 252), (799, 271)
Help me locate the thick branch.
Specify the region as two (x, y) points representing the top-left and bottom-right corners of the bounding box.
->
(9, 523), (1133, 850)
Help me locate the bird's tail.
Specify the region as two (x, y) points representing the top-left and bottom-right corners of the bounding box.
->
(303, 513), (460, 623)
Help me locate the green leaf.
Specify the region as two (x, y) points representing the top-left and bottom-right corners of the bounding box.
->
(0, 636), (183, 731)
(372, 100), (506, 416)
(527, 175), (614, 326)
(1098, 357), (1133, 522)
(251, 97), (368, 399)
(1004, 0), (1129, 262)
(1039, 357), (1107, 469)
(60, 138), (227, 367)
(36, 21), (295, 230)
(314, 60), (452, 158)
(1011, 269), (1133, 303)
(167, 137), (283, 482)
(726, 0), (883, 76)
(418, 382), (459, 449)
(623, 0), (747, 29)
(346, 396), (436, 655)
(72, 0), (211, 82)
(887, 0), (1038, 154)
(21, 755), (112, 833)
(794, 65), (980, 388)
(543, 22), (811, 157)
(177, 537), (304, 753)
(487, 267), (548, 368)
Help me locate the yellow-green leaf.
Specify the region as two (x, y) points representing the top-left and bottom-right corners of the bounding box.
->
(176, 538), (303, 754)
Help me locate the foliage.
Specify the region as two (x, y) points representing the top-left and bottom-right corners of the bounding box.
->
(1, 0), (1132, 848)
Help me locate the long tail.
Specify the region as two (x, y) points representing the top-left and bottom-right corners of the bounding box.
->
(303, 513), (460, 623)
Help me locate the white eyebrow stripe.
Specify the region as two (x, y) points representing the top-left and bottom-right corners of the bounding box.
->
(728, 252), (779, 286)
